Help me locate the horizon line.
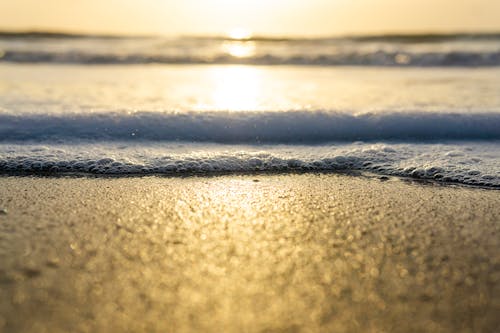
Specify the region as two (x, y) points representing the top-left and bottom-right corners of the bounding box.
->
(1, 28), (500, 40)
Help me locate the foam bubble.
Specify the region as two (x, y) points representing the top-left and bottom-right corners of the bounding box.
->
(1, 142), (498, 187)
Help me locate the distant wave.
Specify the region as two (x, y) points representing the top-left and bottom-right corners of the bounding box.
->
(1, 111), (499, 143)
(1, 50), (500, 66)
(2, 31), (500, 66)
(0, 31), (128, 39)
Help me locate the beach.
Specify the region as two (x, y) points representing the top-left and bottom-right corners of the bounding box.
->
(1, 31), (500, 333)
(1, 174), (499, 332)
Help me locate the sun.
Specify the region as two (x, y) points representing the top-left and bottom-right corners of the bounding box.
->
(223, 28), (255, 58)
(227, 28), (252, 40)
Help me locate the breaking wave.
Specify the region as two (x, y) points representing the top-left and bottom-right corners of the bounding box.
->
(1, 110), (499, 143)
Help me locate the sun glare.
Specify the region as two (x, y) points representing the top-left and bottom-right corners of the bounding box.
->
(222, 41), (256, 58)
(223, 28), (255, 58)
(210, 66), (262, 111)
(228, 28), (252, 40)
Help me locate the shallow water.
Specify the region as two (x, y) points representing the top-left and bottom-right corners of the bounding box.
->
(0, 33), (499, 186)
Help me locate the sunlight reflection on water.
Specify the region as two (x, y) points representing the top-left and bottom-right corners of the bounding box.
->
(222, 41), (256, 58)
(210, 66), (261, 111)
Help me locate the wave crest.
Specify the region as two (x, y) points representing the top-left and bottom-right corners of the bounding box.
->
(1, 110), (499, 143)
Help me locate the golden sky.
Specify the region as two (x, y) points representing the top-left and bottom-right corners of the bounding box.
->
(1, 0), (499, 36)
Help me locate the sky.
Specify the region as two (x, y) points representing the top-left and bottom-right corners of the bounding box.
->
(1, 0), (500, 37)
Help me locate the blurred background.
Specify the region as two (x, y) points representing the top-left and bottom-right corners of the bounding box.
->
(1, 0), (500, 37)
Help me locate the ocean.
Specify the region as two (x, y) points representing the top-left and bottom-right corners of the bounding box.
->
(0, 32), (499, 187)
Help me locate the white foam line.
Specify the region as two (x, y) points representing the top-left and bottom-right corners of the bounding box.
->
(0, 142), (499, 187)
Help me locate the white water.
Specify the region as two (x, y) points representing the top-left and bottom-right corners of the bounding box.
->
(1, 37), (499, 186)
(1, 142), (499, 187)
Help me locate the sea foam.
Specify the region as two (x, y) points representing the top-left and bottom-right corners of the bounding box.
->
(0, 142), (498, 187)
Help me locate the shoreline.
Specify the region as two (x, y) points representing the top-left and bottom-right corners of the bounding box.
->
(1, 171), (499, 190)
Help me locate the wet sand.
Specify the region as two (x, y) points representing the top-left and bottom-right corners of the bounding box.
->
(0, 174), (499, 333)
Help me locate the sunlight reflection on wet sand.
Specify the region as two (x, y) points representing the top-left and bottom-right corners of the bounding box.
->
(0, 174), (499, 332)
